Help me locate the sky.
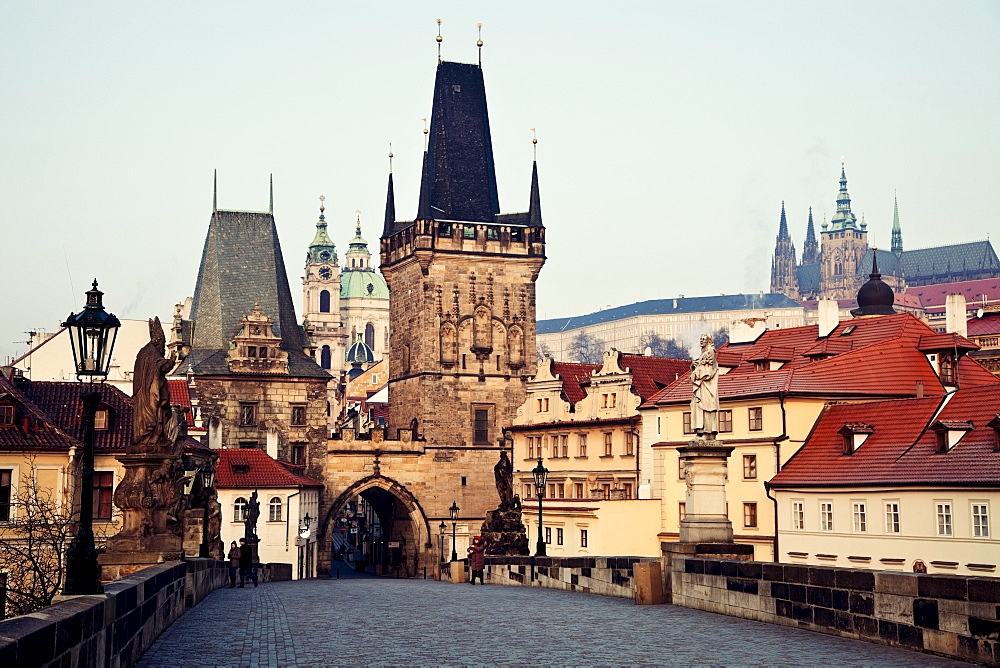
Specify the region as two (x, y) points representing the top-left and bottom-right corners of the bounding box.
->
(2, 1), (998, 362)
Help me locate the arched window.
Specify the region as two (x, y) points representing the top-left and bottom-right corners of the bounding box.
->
(365, 323), (375, 349)
(321, 345), (331, 369)
(234, 497), (248, 523)
(269, 496), (283, 522)
(319, 290), (331, 313)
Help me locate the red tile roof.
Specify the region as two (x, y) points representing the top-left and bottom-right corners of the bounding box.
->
(0, 375), (79, 450)
(551, 362), (600, 404)
(907, 278), (1000, 311)
(916, 332), (978, 353)
(769, 384), (1000, 487)
(644, 313), (1000, 407)
(214, 448), (323, 489)
(617, 354), (691, 401)
(968, 312), (1000, 337)
(167, 379), (192, 409)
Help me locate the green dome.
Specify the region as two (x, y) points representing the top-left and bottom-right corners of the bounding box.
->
(340, 270), (389, 300)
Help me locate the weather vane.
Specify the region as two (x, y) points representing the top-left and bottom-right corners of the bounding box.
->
(530, 128), (537, 159)
(319, 195), (325, 215)
(477, 23), (483, 65)
(436, 19), (443, 61)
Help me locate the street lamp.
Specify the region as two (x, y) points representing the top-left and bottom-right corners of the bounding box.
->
(438, 521), (447, 562)
(449, 501), (460, 562)
(198, 463), (216, 558)
(62, 280), (120, 595)
(298, 513), (313, 539)
(532, 457), (548, 557)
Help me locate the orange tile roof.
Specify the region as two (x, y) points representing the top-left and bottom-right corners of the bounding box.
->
(551, 362), (600, 404)
(644, 313), (1000, 407)
(617, 354), (690, 401)
(214, 448), (323, 489)
(769, 384), (1000, 487)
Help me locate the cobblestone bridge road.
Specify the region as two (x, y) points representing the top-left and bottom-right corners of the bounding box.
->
(139, 576), (966, 667)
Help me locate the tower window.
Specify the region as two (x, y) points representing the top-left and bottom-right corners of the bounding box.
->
(365, 323), (375, 349)
(473, 405), (493, 445)
(319, 290), (331, 313)
(321, 345), (332, 370)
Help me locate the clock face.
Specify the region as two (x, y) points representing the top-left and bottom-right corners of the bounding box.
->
(319, 266), (333, 280)
(319, 250), (332, 262)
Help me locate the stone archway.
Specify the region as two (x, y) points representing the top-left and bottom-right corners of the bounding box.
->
(318, 475), (431, 578)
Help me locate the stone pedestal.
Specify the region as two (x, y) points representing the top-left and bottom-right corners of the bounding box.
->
(480, 507), (529, 556)
(677, 437), (735, 543)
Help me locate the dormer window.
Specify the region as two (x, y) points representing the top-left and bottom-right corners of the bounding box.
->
(839, 422), (874, 454)
(754, 361), (767, 372)
(939, 354), (957, 385)
(988, 416), (1000, 451)
(0, 405), (14, 426)
(94, 409), (110, 430)
(840, 325), (857, 336)
(931, 420), (974, 452)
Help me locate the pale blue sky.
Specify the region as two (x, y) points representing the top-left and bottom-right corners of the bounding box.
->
(2, 1), (998, 361)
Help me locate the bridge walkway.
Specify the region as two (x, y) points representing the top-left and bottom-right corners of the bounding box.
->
(138, 576), (965, 666)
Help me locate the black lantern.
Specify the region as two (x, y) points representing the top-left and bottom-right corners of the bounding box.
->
(62, 280), (120, 595)
(449, 501), (460, 562)
(299, 513), (313, 539)
(532, 457), (548, 556)
(63, 280), (121, 380)
(198, 463), (216, 558)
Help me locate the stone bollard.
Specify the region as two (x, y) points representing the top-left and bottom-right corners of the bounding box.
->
(633, 561), (665, 605)
(450, 561), (466, 583)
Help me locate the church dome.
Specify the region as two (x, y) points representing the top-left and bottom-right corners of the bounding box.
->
(346, 336), (376, 365)
(340, 270), (389, 300)
(850, 254), (896, 317)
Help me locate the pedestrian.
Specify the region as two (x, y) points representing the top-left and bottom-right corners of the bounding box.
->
(227, 541), (240, 588)
(238, 537), (258, 588)
(467, 536), (486, 584)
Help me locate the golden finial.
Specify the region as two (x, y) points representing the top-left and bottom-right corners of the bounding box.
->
(530, 128), (537, 159)
(477, 23), (483, 65)
(436, 18), (443, 61)
(388, 143), (393, 173)
(319, 194), (325, 215)
(422, 117), (429, 150)
(355, 208), (362, 230)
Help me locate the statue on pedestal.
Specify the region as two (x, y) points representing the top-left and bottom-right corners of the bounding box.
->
(132, 318), (179, 450)
(480, 450), (529, 556)
(690, 333), (719, 438)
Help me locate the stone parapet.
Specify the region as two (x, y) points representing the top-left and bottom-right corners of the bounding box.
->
(666, 555), (999, 665)
(474, 555), (658, 599)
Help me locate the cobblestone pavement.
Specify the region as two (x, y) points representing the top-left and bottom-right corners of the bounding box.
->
(139, 576), (967, 667)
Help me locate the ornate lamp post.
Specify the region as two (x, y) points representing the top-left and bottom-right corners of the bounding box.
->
(532, 457), (548, 556)
(449, 501), (460, 562)
(62, 280), (120, 595)
(198, 463), (216, 558)
(438, 520), (447, 562)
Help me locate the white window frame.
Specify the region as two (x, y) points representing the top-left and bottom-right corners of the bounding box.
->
(972, 502), (989, 538)
(269, 496), (283, 522)
(820, 501), (834, 532)
(884, 501), (901, 534)
(852, 501), (867, 533)
(935, 501), (953, 537)
(791, 500), (804, 530)
(234, 496), (248, 523)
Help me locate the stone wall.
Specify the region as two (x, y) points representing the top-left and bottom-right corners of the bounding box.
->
(0, 559), (228, 667)
(446, 555), (656, 598)
(669, 556), (999, 665)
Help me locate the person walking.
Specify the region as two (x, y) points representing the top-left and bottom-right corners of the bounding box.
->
(238, 537), (258, 588)
(467, 536), (486, 585)
(227, 541), (240, 588)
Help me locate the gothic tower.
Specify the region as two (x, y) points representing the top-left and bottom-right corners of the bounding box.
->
(818, 163), (869, 299)
(891, 192), (903, 256)
(301, 197), (346, 373)
(379, 59), (546, 518)
(801, 207), (819, 265)
(769, 201), (799, 299)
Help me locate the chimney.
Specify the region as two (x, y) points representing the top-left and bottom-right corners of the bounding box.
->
(915, 381), (924, 398)
(266, 429), (279, 460)
(817, 299), (840, 337)
(729, 319), (767, 344)
(945, 293), (968, 338)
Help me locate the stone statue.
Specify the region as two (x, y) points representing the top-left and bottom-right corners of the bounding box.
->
(244, 490), (260, 540)
(494, 450), (514, 509)
(132, 318), (177, 449)
(690, 333), (719, 436)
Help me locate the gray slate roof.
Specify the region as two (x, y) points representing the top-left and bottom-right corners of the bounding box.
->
(899, 241), (999, 280)
(796, 263), (820, 293)
(185, 210), (329, 379)
(537, 293), (802, 335)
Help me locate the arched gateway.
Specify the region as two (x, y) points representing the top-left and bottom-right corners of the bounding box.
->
(319, 474), (430, 577)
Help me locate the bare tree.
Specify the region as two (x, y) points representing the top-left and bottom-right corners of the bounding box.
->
(0, 476), (74, 617)
(639, 331), (691, 360)
(536, 342), (553, 362)
(566, 332), (606, 365)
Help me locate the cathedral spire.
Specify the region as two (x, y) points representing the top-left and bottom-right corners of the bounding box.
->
(383, 151), (396, 237)
(269, 174), (273, 214)
(829, 160), (857, 231)
(777, 201), (790, 241)
(528, 133), (542, 228)
(802, 206), (819, 264)
(212, 169), (217, 212)
(891, 191), (903, 256)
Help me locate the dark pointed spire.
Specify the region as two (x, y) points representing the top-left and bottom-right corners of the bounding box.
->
(528, 133), (542, 227)
(383, 150), (397, 237)
(212, 169), (217, 212)
(269, 173), (273, 214)
(417, 60), (500, 223)
(802, 206), (819, 264)
(777, 201), (790, 241)
(416, 149), (431, 220)
(891, 191), (903, 256)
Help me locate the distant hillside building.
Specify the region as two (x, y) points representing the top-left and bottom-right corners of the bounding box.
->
(769, 164), (999, 300)
(537, 293), (805, 362)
